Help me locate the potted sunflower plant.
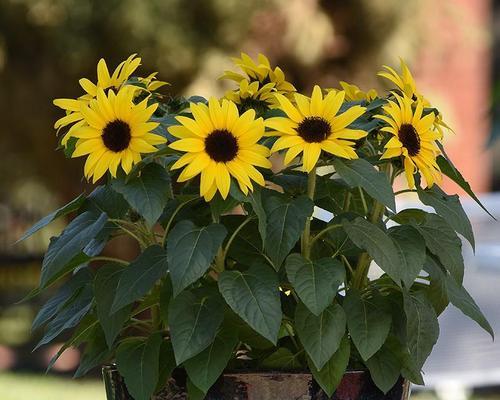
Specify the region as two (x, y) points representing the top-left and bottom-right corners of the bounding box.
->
(20, 53), (493, 400)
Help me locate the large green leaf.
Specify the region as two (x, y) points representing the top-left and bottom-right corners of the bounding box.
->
(116, 333), (163, 400)
(40, 211), (108, 287)
(111, 245), (168, 312)
(413, 214), (464, 284)
(403, 290), (439, 369)
(343, 289), (392, 360)
(423, 256), (450, 316)
(342, 217), (402, 285)
(333, 158), (396, 211)
(262, 347), (302, 370)
(74, 325), (112, 378)
(168, 288), (225, 364)
(218, 263), (282, 344)
(437, 155), (495, 219)
(17, 193), (85, 243)
(32, 268), (92, 332)
(184, 328), (238, 393)
(295, 302), (346, 370)
(94, 264), (132, 347)
(167, 220), (227, 296)
(84, 185), (129, 219)
(388, 225), (426, 288)
(365, 340), (402, 394)
(418, 185), (475, 249)
(227, 221), (269, 267)
(285, 254), (344, 316)
(308, 336), (350, 397)
(445, 274), (494, 338)
(263, 195), (314, 269)
(111, 163), (172, 227)
(34, 284), (93, 350)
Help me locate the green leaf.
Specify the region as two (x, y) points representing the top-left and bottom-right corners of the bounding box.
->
(184, 328), (238, 393)
(167, 220), (227, 296)
(413, 214), (464, 284)
(94, 264), (132, 347)
(308, 336), (350, 397)
(388, 225), (426, 288)
(445, 274), (494, 339)
(111, 163), (172, 227)
(187, 377), (205, 400)
(423, 256), (450, 316)
(403, 290), (439, 369)
(17, 193), (85, 243)
(437, 155), (495, 220)
(333, 158), (396, 211)
(169, 288), (225, 364)
(391, 208), (427, 225)
(34, 285), (93, 350)
(116, 333), (163, 400)
(84, 185), (129, 219)
(285, 254), (344, 315)
(159, 277), (173, 326)
(365, 340), (402, 394)
(111, 245), (168, 312)
(342, 217), (402, 285)
(418, 185), (475, 249)
(263, 195), (314, 269)
(343, 289), (392, 360)
(227, 220), (269, 267)
(74, 325), (112, 378)
(40, 211), (108, 288)
(156, 341), (176, 393)
(32, 269), (92, 332)
(262, 348), (302, 370)
(218, 263), (282, 344)
(295, 302), (346, 370)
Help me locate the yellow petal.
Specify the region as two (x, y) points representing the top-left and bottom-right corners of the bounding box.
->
(215, 163), (231, 199)
(169, 138), (205, 152)
(302, 143), (321, 172)
(310, 85), (323, 116)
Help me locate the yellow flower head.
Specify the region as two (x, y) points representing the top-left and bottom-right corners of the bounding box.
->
(224, 80), (278, 112)
(378, 59), (452, 139)
(339, 81), (378, 102)
(220, 53), (296, 101)
(54, 54), (167, 137)
(378, 58), (417, 99)
(168, 98), (272, 201)
(70, 86), (166, 183)
(375, 94), (441, 189)
(265, 86), (367, 172)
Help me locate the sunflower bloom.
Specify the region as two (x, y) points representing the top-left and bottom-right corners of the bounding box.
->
(224, 80), (277, 113)
(54, 54), (167, 140)
(378, 59), (451, 138)
(339, 81), (378, 102)
(375, 94), (441, 188)
(220, 53), (296, 101)
(265, 86), (367, 172)
(70, 87), (166, 183)
(168, 98), (271, 201)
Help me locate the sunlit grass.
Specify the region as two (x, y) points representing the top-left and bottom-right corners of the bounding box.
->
(0, 372), (105, 400)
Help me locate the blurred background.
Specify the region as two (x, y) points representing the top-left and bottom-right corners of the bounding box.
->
(0, 0), (499, 399)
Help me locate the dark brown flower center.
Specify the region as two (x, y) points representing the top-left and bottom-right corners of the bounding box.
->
(102, 119), (131, 152)
(297, 117), (331, 143)
(398, 123), (420, 156)
(204, 129), (239, 162)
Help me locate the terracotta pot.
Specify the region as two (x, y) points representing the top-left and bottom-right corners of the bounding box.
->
(102, 365), (411, 400)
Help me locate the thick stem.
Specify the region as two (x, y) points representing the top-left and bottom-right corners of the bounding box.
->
(301, 167), (317, 259)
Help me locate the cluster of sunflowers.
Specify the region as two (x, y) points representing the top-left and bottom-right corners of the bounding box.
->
(54, 53), (449, 200)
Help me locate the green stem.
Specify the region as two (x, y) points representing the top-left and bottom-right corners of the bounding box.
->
(109, 220), (145, 246)
(162, 198), (198, 246)
(222, 216), (254, 262)
(301, 167), (317, 259)
(358, 187), (368, 215)
(309, 224), (342, 249)
(91, 256), (129, 266)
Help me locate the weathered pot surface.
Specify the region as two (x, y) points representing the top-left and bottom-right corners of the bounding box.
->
(102, 365), (411, 400)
